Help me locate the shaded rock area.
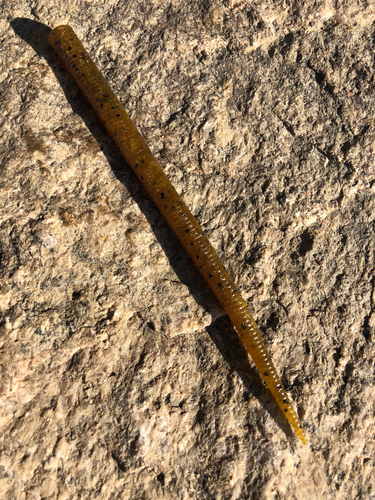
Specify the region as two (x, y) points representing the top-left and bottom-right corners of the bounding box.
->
(1, 1), (375, 499)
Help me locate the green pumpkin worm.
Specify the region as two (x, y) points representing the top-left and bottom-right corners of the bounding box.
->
(49, 25), (307, 444)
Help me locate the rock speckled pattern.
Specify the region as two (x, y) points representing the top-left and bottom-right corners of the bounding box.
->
(1, 2), (375, 499)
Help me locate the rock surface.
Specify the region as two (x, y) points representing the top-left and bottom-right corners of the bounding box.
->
(1, 1), (375, 499)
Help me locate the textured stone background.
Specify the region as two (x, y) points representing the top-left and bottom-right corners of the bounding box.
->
(1, 1), (375, 499)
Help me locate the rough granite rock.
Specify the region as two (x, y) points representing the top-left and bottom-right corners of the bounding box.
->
(1, 1), (375, 499)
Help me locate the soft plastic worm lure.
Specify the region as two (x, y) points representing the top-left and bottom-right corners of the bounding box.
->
(49, 25), (307, 444)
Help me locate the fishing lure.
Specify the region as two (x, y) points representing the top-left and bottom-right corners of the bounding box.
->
(49, 25), (307, 444)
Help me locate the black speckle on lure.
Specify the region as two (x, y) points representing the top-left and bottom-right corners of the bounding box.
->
(49, 25), (308, 445)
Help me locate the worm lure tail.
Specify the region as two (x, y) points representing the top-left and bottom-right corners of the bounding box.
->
(49, 25), (307, 444)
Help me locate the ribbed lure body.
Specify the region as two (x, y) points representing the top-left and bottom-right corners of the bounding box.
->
(49, 25), (307, 444)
